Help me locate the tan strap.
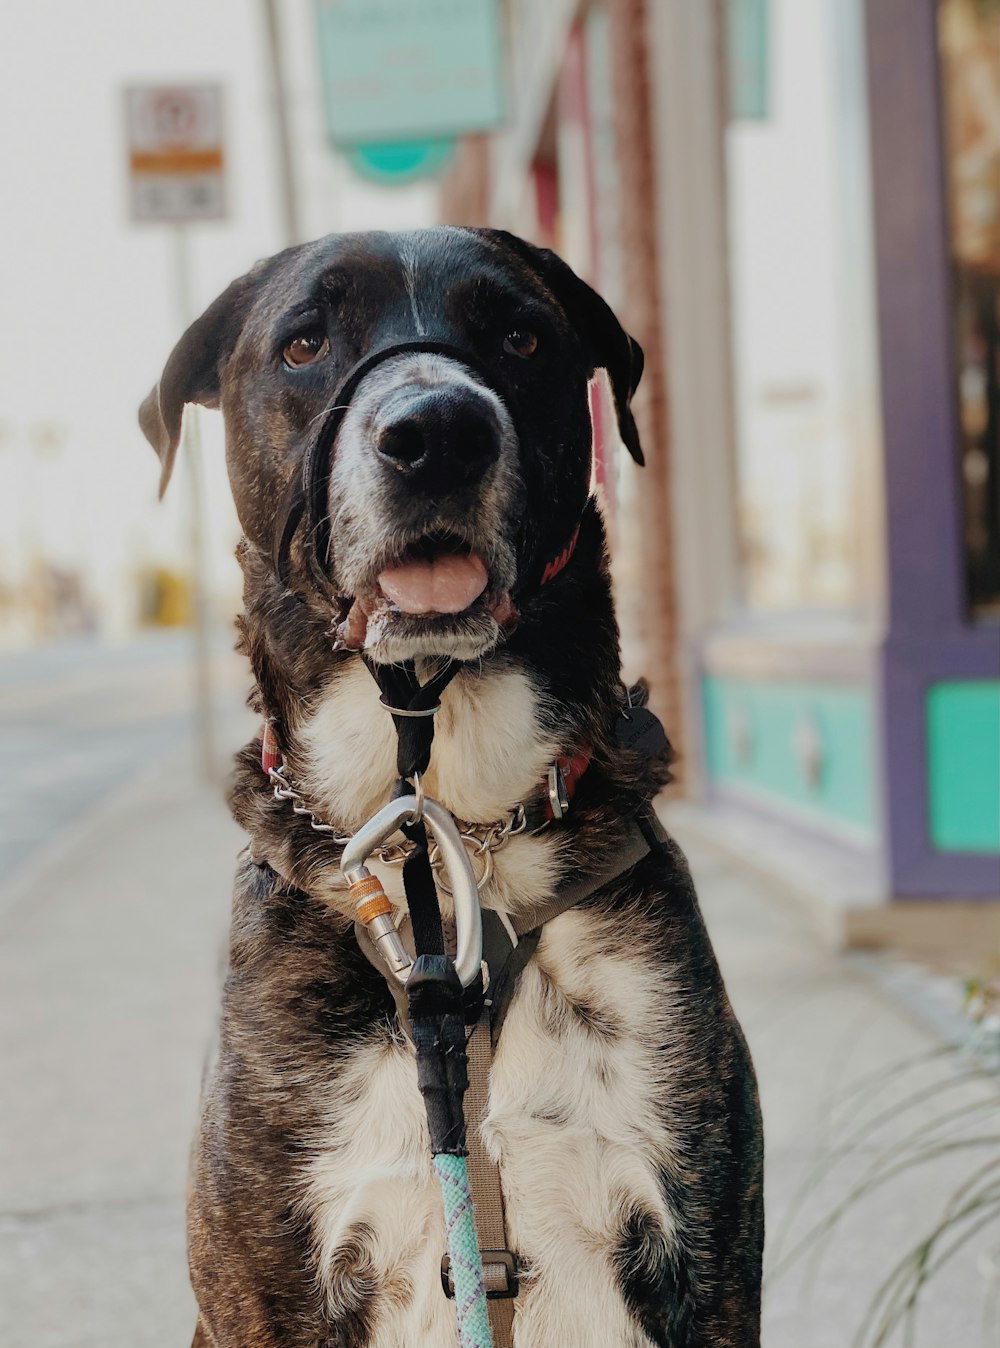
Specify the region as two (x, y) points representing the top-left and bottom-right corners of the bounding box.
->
(352, 812), (664, 1345)
(464, 1011), (517, 1348)
(512, 816), (656, 936)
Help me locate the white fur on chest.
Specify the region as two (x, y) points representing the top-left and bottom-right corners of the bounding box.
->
(301, 660), (556, 826)
(299, 660), (563, 915)
(302, 909), (679, 1348)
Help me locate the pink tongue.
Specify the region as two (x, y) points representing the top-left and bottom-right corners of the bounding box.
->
(378, 553), (489, 616)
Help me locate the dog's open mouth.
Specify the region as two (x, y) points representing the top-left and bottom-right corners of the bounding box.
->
(332, 533), (517, 655)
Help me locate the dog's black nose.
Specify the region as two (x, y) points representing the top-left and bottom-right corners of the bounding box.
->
(376, 388), (500, 488)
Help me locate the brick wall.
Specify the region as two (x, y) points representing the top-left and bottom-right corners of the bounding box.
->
(437, 0), (684, 769)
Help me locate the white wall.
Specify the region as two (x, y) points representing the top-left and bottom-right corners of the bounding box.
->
(726, 0), (883, 615)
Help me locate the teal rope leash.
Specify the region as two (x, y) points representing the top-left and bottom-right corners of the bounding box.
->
(435, 1153), (493, 1348)
(407, 950), (494, 1348)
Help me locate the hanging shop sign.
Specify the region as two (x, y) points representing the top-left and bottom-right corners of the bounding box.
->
(124, 84), (226, 223)
(345, 137), (457, 186)
(315, 0), (505, 145)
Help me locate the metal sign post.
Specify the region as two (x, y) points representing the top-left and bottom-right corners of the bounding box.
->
(125, 84), (226, 780)
(171, 226), (215, 782)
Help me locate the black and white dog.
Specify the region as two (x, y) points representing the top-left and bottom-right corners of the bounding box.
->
(140, 228), (763, 1348)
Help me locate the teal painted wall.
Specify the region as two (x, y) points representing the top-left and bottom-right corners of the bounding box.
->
(703, 677), (876, 838)
(926, 681), (1000, 853)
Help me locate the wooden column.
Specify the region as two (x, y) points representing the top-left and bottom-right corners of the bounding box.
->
(606, 0), (683, 756)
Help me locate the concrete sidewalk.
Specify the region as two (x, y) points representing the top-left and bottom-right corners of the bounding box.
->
(1, 739), (995, 1346)
(679, 819), (997, 1348)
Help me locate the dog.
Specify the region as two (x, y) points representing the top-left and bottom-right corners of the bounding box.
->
(139, 227), (763, 1348)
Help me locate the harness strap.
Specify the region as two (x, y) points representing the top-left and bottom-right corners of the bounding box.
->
(258, 646), (669, 1344)
(514, 815), (661, 933)
(455, 812), (664, 1348)
(352, 815), (660, 1041)
(480, 916), (539, 1048)
(463, 1013), (518, 1348)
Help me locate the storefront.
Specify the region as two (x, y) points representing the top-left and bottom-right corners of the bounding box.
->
(691, 0), (999, 928)
(440, 0), (999, 931)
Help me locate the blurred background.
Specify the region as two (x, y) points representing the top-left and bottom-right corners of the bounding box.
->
(1, 1), (998, 1345)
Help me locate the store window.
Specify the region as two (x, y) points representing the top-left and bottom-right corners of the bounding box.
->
(725, 0), (883, 614)
(939, 0), (1000, 620)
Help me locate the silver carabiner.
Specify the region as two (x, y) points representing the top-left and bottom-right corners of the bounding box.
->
(341, 794), (483, 988)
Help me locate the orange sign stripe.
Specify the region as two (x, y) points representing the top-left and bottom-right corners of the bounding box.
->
(130, 149), (224, 175)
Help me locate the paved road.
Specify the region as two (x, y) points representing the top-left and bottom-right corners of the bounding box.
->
(0, 632), (247, 886)
(0, 633), (254, 1348)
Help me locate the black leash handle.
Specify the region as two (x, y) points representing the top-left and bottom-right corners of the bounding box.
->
(407, 955), (469, 1155)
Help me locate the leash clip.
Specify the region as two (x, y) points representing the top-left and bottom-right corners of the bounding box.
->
(403, 770), (425, 824)
(341, 795), (483, 987)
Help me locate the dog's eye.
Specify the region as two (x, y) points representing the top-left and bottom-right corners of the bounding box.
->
(283, 332), (330, 368)
(503, 328), (539, 359)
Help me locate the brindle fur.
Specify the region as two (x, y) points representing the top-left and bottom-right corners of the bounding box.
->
(139, 228), (763, 1346)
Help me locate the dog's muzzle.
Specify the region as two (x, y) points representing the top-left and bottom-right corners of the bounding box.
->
(275, 339), (514, 595)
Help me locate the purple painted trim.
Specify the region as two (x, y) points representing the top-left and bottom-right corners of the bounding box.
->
(880, 633), (999, 897)
(864, 0), (964, 636)
(866, 0), (1000, 897)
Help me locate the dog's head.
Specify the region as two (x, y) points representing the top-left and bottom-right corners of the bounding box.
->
(140, 228), (644, 664)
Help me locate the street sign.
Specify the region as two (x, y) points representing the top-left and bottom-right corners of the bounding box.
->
(315, 0), (505, 145)
(124, 84), (226, 223)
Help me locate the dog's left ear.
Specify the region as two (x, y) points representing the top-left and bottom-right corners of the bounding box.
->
(138, 268), (261, 498)
(494, 232), (646, 465)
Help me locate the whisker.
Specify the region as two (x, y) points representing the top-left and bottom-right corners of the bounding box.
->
(306, 401), (352, 429)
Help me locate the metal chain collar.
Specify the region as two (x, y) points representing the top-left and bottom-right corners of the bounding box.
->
(267, 762), (528, 891)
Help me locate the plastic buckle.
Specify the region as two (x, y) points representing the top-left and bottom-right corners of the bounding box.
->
(441, 1249), (520, 1300)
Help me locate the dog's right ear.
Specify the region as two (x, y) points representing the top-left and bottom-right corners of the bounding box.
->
(139, 269), (260, 498)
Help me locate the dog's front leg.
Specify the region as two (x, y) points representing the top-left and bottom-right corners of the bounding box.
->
(187, 1166), (342, 1348)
